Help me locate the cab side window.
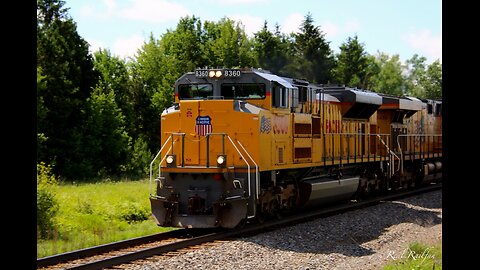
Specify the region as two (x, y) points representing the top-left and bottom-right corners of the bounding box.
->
(272, 85), (287, 108)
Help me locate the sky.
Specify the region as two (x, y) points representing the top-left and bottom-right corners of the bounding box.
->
(64, 0), (442, 65)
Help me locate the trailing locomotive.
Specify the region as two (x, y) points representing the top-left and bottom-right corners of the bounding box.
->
(149, 68), (442, 228)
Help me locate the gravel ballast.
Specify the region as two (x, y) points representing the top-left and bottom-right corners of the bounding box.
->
(131, 190), (442, 270)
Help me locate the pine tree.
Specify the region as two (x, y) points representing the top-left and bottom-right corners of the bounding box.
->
(334, 35), (369, 88)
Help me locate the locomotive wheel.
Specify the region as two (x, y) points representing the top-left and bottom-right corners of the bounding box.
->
(235, 218), (247, 229)
(271, 200), (283, 220)
(255, 212), (266, 224)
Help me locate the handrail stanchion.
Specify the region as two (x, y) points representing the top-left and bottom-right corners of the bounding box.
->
(149, 136), (172, 197)
(149, 133), (185, 197)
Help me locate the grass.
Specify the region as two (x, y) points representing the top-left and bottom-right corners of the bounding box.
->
(37, 178), (177, 258)
(383, 242), (442, 270)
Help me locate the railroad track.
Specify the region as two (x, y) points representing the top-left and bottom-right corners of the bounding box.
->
(37, 182), (441, 270)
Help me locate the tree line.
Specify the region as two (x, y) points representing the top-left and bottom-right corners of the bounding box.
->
(37, 0), (442, 181)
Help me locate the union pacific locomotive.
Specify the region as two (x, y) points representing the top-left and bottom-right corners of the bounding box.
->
(149, 68), (442, 228)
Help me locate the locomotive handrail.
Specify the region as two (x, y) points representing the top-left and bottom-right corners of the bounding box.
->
(206, 133), (258, 218)
(221, 135), (251, 194)
(323, 132), (391, 163)
(149, 133), (184, 197)
(235, 139), (259, 201)
(376, 134), (400, 177)
(229, 136), (257, 219)
(396, 134), (442, 174)
(149, 135), (172, 197)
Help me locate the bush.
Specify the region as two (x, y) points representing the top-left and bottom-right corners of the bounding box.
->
(128, 138), (153, 178)
(117, 201), (150, 223)
(37, 162), (59, 239)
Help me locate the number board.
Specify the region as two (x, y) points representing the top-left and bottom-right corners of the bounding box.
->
(194, 69), (242, 78)
(195, 69), (209, 78)
(223, 69), (241, 77)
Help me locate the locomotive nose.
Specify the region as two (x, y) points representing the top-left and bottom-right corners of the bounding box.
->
(150, 172), (248, 228)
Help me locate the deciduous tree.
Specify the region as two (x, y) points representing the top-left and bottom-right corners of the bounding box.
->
(404, 54), (427, 98)
(422, 60), (442, 100)
(369, 52), (404, 96)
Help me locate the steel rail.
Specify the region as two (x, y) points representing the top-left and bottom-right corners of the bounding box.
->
(36, 228), (209, 268)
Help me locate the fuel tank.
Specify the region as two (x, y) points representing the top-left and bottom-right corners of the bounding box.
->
(297, 176), (360, 208)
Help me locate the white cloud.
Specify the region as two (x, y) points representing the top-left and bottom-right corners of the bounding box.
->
(321, 21), (340, 37)
(404, 29), (442, 63)
(79, 0), (189, 23)
(87, 39), (106, 54)
(320, 19), (361, 39)
(210, 0), (269, 4)
(281, 13), (304, 34)
(228, 14), (264, 36)
(103, 0), (117, 11)
(119, 0), (189, 23)
(279, 14), (360, 37)
(343, 19), (361, 33)
(79, 5), (95, 17)
(112, 34), (146, 59)
(78, 0), (116, 20)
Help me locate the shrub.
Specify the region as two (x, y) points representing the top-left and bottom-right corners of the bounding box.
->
(117, 201), (150, 223)
(37, 162), (59, 239)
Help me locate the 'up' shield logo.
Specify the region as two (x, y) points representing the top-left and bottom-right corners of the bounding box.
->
(195, 115), (212, 136)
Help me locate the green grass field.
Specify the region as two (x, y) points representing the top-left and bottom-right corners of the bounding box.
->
(37, 179), (176, 258)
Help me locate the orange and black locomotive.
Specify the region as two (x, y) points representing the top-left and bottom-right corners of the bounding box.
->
(149, 68), (442, 228)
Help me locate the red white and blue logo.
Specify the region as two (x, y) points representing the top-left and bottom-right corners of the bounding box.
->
(195, 115), (212, 136)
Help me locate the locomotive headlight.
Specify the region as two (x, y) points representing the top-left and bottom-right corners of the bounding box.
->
(208, 70), (216, 78)
(166, 155), (176, 167)
(216, 155), (226, 166)
(215, 70), (222, 78)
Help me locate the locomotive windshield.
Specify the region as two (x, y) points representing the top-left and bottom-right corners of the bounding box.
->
(178, 84), (213, 99)
(221, 83), (266, 99)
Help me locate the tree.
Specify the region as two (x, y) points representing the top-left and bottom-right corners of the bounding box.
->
(129, 35), (178, 153)
(93, 49), (135, 135)
(37, 0), (98, 177)
(37, 0), (68, 27)
(422, 60), (442, 99)
(253, 21), (289, 74)
(67, 90), (131, 178)
(161, 15), (207, 71)
(403, 55), (442, 99)
(362, 55), (381, 91)
(203, 17), (256, 68)
(369, 52), (404, 96)
(128, 137), (154, 178)
(37, 67), (48, 160)
(334, 35), (369, 88)
(404, 54), (427, 98)
(289, 13), (336, 83)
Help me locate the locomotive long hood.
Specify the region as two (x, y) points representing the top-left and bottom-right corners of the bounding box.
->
(322, 87), (382, 119)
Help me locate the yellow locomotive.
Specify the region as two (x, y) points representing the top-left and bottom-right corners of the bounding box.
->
(149, 68), (442, 228)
